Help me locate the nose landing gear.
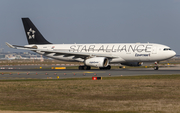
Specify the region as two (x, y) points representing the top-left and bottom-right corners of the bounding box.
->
(154, 61), (159, 70)
(154, 66), (159, 70)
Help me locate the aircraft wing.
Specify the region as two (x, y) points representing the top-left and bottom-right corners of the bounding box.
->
(6, 42), (37, 50)
(5, 42), (118, 59)
(41, 50), (118, 59)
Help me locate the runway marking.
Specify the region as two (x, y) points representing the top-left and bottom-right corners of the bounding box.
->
(72, 71), (106, 74)
(0, 77), (35, 79)
(83, 72), (94, 73)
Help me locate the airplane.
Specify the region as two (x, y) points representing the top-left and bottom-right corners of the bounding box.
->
(6, 18), (176, 70)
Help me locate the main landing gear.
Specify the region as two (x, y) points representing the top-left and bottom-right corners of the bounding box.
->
(99, 65), (111, 70)
(78, 65), (111, 70)
(154, 62), (159, 70)
(79, 66), (91, 70)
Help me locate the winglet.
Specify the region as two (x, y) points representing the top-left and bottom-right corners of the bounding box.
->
(5, 42), (15, 48)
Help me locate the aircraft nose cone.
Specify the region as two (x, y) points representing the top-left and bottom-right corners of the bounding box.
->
(169, 51), (176, 58)
(172, 51), (176, 57)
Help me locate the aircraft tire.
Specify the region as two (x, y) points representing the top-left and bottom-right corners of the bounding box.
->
(99, 67), (103, 70)
(79, 66), (84, 70)
(87, 66), (91, 70)
(154, 66), (159, 70)
(107, 65), (111, 70)
(84, 66), (87, 70)
(99, 65), (111, 70)
(79, 66), (91, 70)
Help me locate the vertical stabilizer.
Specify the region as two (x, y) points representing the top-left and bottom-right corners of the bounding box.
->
(22, 18), (51, 44)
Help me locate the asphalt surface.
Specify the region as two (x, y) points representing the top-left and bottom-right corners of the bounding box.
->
(0, 66), (180, 80)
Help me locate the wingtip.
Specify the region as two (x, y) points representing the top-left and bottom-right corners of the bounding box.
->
(5, 42), (15, 48)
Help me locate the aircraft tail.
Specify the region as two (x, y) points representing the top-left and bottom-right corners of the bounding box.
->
(22, 18), (51, 44)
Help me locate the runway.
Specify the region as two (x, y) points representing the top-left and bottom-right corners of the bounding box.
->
(0, 66), (180, 80)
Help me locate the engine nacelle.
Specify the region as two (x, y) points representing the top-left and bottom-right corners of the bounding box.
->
(85, 57), (109, 67)
(121, 62), (143, 66)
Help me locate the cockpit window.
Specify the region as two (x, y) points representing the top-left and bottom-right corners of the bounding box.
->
(163, 48), (171, 51)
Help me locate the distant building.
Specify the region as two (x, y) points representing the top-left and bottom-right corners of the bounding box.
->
(0, 54), (5, 59)
(0, 52), (46, 60)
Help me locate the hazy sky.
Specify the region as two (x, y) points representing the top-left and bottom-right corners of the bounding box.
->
(0, 0), (180, 54)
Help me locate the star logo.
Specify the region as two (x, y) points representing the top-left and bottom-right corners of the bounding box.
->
(27, 28), (35, 39)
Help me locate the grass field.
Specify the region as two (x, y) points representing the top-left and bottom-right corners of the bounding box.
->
(0, 75), (180, 113)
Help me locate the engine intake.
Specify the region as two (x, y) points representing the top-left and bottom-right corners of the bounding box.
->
(85, 57), (109, 67)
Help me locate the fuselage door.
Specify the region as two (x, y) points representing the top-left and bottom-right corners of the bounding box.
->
(152, 46), (157, 54)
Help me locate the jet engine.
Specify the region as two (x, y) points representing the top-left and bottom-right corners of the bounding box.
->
(85, 57), (109, 67)
(121, 62), (143, 66)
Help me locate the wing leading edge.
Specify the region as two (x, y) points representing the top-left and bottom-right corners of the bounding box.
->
(5, 42), (118, 59)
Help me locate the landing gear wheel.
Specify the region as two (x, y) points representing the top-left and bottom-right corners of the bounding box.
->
(99, 65), (111, 70)
(84, 66), (91, 70)
(79, 66), (84, 70)
(107, 65), (111, 70)
(79, 66), (91, 70)
(87, 66), (91, 70)
(99, 67), (104, 70)
(84, 66), (87, 70)
(154, 66), (159, 70)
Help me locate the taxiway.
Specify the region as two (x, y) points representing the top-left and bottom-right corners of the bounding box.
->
(0, 66), (180, 80)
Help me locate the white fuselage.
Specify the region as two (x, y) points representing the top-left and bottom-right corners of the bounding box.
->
(25, 43), (176, 64)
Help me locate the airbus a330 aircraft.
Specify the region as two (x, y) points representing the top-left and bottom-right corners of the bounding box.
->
(6, 18), (176, 70)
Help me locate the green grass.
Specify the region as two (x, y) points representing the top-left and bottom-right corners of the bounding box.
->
(0, 75), (180, 113)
